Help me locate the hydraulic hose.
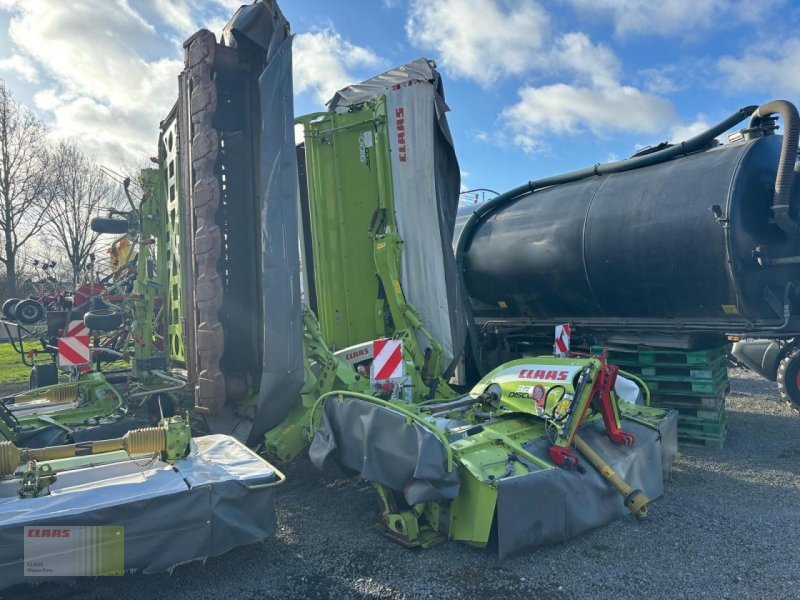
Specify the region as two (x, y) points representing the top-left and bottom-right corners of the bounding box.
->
(749, 100), (800, 238)
(456, 105), (759, 375)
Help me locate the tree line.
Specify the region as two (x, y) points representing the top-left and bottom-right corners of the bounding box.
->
(0, 80), (127, 299)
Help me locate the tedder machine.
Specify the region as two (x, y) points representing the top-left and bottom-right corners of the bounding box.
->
(3, 0), (799, 585)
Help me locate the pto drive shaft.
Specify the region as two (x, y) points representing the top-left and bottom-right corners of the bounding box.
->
(574, 434), (651, 516)
(0, 417), (191, 477)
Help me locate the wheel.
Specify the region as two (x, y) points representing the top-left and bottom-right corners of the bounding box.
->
(29, 363), (58, 389)
(14, 299), (45, 324)
(90, 216), (129, 234)
(2, 298), (20, 320)
(776, 347), (800, 411)
(83, 309), (123, 332)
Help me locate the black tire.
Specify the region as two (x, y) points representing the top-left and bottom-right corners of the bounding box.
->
(2, 298), (20, 320)
(14, 299), (45, 324)
(84, 309), (123, 332)
(91, 216), (129, 234)
(30, 363), (58, 390)
(776, 347), (800, 412)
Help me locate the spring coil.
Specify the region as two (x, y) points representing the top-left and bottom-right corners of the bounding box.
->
(15, 384), (80, 405)
(123, 427), (166, 455)
(45, 384), (81, 404)
(0, 441), (21, 477)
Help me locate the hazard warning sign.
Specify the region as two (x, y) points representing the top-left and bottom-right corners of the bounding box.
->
(65, 320), (89, 337)
(554, 324), (571, 356)
(371, 339), (404, 381)
(58, 335), (91, 367)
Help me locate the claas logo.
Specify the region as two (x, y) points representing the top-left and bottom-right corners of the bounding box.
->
(27, 528), (71, 538)
(518, 369), (569, 381)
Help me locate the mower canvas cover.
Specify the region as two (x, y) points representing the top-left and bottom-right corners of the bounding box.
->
(327, 58), (467, 375)
(0, 435), (279, 589)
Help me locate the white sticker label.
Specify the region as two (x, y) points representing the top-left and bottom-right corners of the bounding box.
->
(24, 526), (124, 577)
(358, 131), (374, 164)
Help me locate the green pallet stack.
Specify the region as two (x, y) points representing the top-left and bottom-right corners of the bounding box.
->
(591, 344), (728, 449)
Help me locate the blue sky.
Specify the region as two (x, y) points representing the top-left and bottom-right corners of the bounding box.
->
(0, 0), (798, 197)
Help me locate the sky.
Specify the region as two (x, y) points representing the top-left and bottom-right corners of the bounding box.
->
(0, 0), (798, 197)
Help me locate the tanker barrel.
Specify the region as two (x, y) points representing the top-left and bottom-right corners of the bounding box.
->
(457, 101), (800, 342)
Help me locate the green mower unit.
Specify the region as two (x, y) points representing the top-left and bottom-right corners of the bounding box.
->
(309, 354), (676, 556)
(290, 60), (676, 556)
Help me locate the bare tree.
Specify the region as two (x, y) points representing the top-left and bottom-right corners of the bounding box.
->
(44, 141), (125, 286)
(0, 80), (53, 297)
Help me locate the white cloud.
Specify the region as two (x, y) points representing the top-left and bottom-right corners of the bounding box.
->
(0, 0), (183, 165)
(406, 0), (550, 85)
(718, 37), (800, 97)
(669, 117), (712, 143)
(0, 54), (39, 82)
(403, 1), (673, 152)
(150, 0), (199, 33)
(0, 0), (377, 166)
(8, 1), (169, 108)
(293, 28), (383, 104)
(37, 94), (158, 164)
(501, 82), (675, 152)
(568, 0), (721, 37)
(566, 0), (784, 38)
(640, 66), (681, 95)
(552, 32), (619, 87)
(212, 0), (247, 13)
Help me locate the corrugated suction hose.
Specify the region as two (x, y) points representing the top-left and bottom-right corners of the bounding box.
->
(750, 100), (800, 237)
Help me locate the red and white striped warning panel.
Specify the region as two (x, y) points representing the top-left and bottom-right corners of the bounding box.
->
(57, 335), (91, 367)
(554, 324), (571, 356)
(371, 339), (404, 380)
(66, 320), (89, 337)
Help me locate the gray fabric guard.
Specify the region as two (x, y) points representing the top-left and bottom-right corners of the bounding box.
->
(310, 396), (677, 558)
(224, 1), (304, 444)
(0, 435), (278, 589)
(496, 411), (678, 558)
(327, 59), (467, 376)
(309, 396), (460, 504)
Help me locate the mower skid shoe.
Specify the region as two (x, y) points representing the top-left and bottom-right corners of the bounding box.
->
(495, 416), (675, 559)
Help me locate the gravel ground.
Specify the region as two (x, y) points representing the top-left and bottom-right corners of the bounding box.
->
(3, 367), (800, 600)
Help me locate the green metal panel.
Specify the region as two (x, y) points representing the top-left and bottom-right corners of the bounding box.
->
(133, 167), (166, 370)
(158, 117), (187, 366)
(300, 99), (394, 349)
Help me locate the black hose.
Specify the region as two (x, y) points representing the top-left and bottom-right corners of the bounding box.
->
(749, 100), (800, 238)
(456, 105), (759, 375)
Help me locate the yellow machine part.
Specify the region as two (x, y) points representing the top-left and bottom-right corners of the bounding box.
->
(0, 427), (167, 477)
(574, 434), (651, 516)
(12, 384), (80, 405)
(108, 235), (133, 278)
